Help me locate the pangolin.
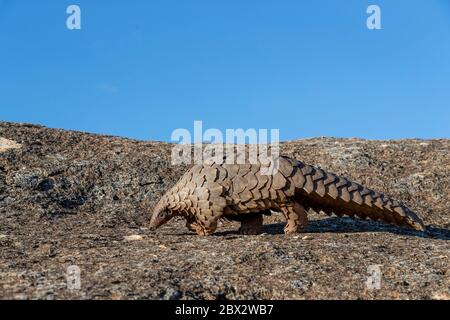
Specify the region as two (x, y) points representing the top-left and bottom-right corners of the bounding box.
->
(150, 153), (425, 235)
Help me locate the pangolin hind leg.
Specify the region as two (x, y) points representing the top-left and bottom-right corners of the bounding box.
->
(280, 201), (308, 234)
(238, 213), (264, 235)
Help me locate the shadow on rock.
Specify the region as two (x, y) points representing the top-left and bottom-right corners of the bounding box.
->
(213, 217), (450, 240)
(262, 217), (450, 240)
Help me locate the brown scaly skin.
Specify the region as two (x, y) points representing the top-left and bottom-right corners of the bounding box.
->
(150, 155), (425, 236)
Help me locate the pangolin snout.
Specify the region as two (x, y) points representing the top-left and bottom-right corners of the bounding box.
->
(149, 209), (172, 231)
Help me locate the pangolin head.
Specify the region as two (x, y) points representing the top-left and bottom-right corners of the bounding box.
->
(149, 196), (174, 231)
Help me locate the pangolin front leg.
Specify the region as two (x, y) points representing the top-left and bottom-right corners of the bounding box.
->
(279, 201), (308, 234)
(238, 213), (264, 235)
(184, 213), (220, 235)
(191, 208), (223, 236)
(195, 219), (219, 236)
(186, 218), (219, 236)
(185, 217), (200, 233)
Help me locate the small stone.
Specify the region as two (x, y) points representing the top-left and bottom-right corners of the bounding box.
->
(0, 137), (21, 153)
(432, 292), (450, 300)
(124, 235), (143, 241)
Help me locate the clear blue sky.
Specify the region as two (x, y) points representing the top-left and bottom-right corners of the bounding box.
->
(1, 0), (449, 141)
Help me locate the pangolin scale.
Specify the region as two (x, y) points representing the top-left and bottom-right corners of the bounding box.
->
(150, 154), (425, 235)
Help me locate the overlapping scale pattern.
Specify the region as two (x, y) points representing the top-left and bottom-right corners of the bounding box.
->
(152, 152), (425, 234)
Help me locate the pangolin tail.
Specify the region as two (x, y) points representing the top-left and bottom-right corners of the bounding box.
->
(287, 159), (425, 231)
